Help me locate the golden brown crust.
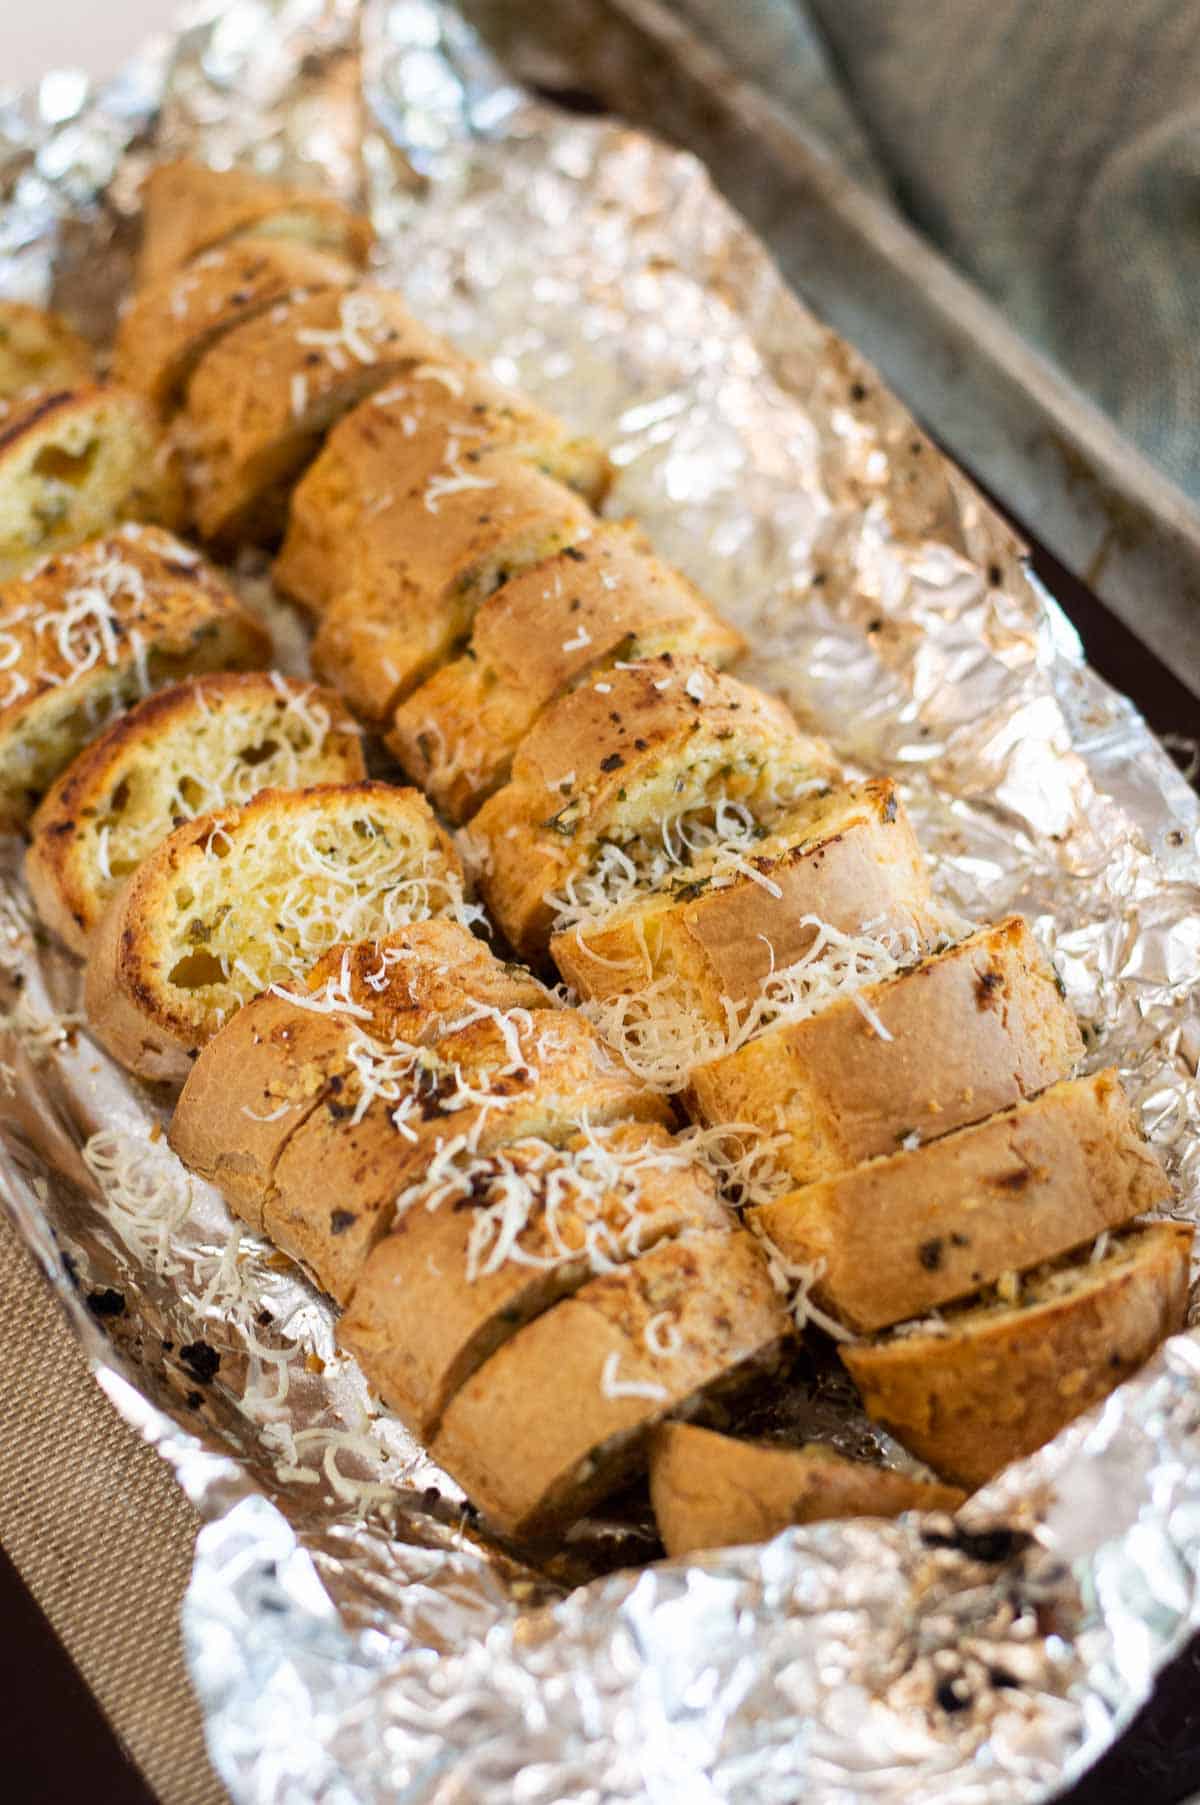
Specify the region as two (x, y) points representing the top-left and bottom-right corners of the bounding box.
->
(649, 1424), (967, 1557)
(308, 449), (596, 722)
(387, 522), (745, 820)
(841, 1222), (1193, 1488)
(0, 384), (184, 580)
(136, 159), (372, 289)
(26, 673), (364, 954)
(272, 367), (609, 615)
(262, 1006), (672, 1302)
(115, 237), (355, 414)
(0, 302), (93, 400)
(554, 779), (939, 1027)
(84, 781), (465, 1083)
(168, 991), (356, 1230)
(338, 1123), (728, 1438)
(0, 527), (269, 831)
(179, 288), (450, 545)
(431, 1228), (791, 1538)
(169, 922), (551, 1227)
(302, 922), (551, 1023)
(688, 916), (1083, 1187)
(752, 1071), (1171, 1333)
(473, 655), (838, 960)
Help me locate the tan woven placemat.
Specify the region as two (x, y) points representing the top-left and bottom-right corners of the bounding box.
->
(0, 1205), (231, 1805)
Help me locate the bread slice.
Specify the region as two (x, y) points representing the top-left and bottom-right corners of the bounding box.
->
(553, 780), (942, 1082)
(27, 673), (364, 954)
(136, 158), (373, 289)
(263, 1006), (672, 1301)
(339, 1123), (728, 1439)
(178, 287), (453, 545)
(309, 449), (597, 722)
(688, 915), (1083, 1188)
(649, 1423), (966, 1556)
(751, 1070), (1170, 1333)
(273, 364), (610, 615)
(387, 522), (745, 821)
(115, 237), (355, 415)
(473, 654), (839, 960)
(431, 1226), (790, 1537)
(84, 780), (469, 1082)
(0, 385), (183, 579)
(0, 302), (93, 400)
(842, 1221), (1193, 1488)
(0, 526), (270, 831)
(169, 921), (549, 1227)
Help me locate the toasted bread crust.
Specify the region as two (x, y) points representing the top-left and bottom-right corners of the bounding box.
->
(0, 384), (183, 579)
(554, 779), (939, 1028)
(27, 673), (364, 953)
(136, 158), (372, 288)
(116, 237), (355, 414)
(309, 450), (597, 721)
(689, 916), (1083, 1187)
(0, 527), (269, 831)
(473, 655), (837, 959)
(387, 522), (745, 820)
(263, 1008), (672, 1301)
(84, 781), (465, 1082)
(338, 1123), (727, 1437)
(752, 1071), (1170, 1333)
(431, 1228), (790, 1538)
(273, 368), (609, 615)
(842, 1222), (1193, 1488)
(0, 302), (93, 400)
(649, 1423), (967, 1556)
(179, 288), (451, 545)
(169, 922), (551, 1227)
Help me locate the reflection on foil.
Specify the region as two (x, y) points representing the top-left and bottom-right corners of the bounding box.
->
(1, 1), (1199, 1800)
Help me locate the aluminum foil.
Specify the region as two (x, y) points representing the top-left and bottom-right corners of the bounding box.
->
(2, 2), (1200, 1799)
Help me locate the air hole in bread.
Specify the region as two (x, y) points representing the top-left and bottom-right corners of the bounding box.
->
(33, 438), (100, 487)
(238, 737), (281, 767)
(168, 948), (226, 988)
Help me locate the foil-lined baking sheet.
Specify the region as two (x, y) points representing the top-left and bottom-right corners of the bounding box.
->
(2, 2), (1200, 1799)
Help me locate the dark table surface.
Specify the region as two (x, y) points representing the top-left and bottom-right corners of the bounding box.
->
(1, 519), (1197, 1805)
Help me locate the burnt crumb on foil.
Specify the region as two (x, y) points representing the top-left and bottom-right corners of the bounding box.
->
(86, 1286), (126, 1318)
(180, 1339), (220, 1384)
(921, 1524), (1028, 1564)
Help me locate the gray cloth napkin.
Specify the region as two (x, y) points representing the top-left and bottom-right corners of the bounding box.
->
(672, 0), (1200, 501)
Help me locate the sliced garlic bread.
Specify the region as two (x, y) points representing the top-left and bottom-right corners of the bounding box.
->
(0, 302), (93, 401)
(0, 527), (269, 831)
(340, 1123), (727, 1438)
(842, 1221), (1193, 1489)
(28, 673), (364, 953)
(273, 363), (610, 615)
(85, 780), (470, 1082)
(179, 287), (451, 545)
(649, 1423), (966, 1557)
(264, 1006), (672, 1301)
(689, 915), (1083, 1187)
(431, 1226), (790, 1538)
(751, 1071), (1170, 1333)
(170, 920), (549, 1227)
(553, 779), (943, 1086)
(387, 522), (744, 821)
(0, 385), (183, 580)
(115, 237), (355, 414)
(309, 449), (596, 722)
(473, 654), (839, 960)
(136, 158), (372, 289)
